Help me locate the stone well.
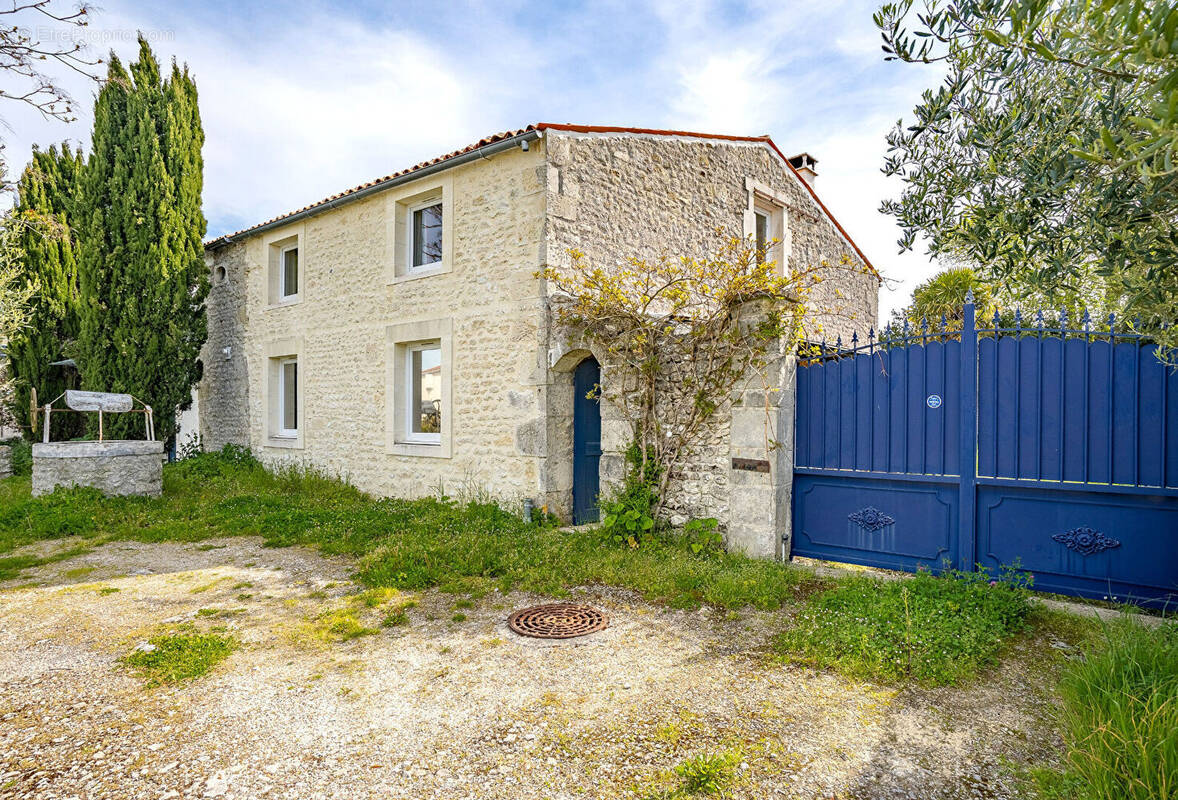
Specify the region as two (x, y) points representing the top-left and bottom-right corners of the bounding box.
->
(32, 440), (164, 497)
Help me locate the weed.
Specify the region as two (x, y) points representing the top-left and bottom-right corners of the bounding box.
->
(315, 607), (380, 642)
(773, 567), (1032, 686)
(454, 598), (475, 610)
(121, 630), (236, 686)
(451, 613), (467, 623)
(98, 586), (120, 595)
(674, 750), (740, 794)
(236, 593), (252, 601)
(1034, 617), (1178, 800)
(642, 749), (741, 798)
(195, 608), (219, 618)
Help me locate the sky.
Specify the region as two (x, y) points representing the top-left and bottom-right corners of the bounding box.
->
(2, 0), (945, 321)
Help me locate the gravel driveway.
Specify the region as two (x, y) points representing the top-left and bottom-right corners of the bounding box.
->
(0, 538), (1064, 799)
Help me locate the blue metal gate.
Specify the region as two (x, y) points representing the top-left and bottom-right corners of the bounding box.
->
(792, 297), (1178, 608)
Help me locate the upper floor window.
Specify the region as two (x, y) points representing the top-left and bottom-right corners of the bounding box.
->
(265, 227), (303, 306)
(280, 245), (299, 297)
(410, 200), (443, 270)
(754, 210), (770, 259)
(386, 176), (452, 283)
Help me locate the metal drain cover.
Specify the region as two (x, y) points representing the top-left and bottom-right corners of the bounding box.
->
(507, 603), (609, 639)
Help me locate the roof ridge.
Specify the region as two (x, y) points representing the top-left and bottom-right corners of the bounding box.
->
(204, 122), (875, 276)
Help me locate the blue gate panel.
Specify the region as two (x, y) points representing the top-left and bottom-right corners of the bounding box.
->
(797, 344), (959, 477)
(793, 302), (1176, 608)
(979, 337), (1178, 489)
(793, 474), (958, 573)
(976, 484), (1178, 608)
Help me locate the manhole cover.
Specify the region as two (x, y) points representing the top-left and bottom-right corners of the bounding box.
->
(507, 603), (609, 639)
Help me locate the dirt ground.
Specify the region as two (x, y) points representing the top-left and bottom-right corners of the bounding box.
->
(0, 538), (1066, 800)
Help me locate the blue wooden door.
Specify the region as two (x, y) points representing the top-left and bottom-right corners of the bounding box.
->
(792, 299), (1178, 608)
(573, 357), (601, 524)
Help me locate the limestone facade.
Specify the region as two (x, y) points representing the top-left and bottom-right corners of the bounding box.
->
(201, 125), (878, 557)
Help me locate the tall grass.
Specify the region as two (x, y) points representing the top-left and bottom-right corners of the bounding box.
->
(1047, 618), (1178, 800)
(0, 445), (824, 610)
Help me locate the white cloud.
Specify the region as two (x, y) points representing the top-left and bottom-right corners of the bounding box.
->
(670, 51), (781, 133)
(0, 0), (947, 317)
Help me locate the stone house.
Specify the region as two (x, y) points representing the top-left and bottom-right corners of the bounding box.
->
(200, 124), (879, 557)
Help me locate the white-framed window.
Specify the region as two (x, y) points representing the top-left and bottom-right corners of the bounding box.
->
(403, 342), (442, 444)
(754, 209), (771, 261)
(265, 227), (303, 306)
(279, 244), (299, 298)
(386, 177), (452, 283)
(407, 199), (443, 271)
(386, 318), (452, 458)
(276, 357), (299, 437)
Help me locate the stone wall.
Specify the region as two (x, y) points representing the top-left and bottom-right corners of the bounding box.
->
(200, 128), (879, 556)
(542, 131), (878, 552)
(199, 246), (251, 450)
(202, 145), (552, 503)
(32, 440), (164, 497)
(0, 445), (11, 480)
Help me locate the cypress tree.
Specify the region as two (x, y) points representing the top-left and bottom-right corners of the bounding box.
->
(77, 37), (208, 442)
(10, 144), (86, 440)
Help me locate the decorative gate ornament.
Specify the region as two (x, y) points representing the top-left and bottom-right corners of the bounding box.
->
(848, 506), (895, 531)
(1052, 526), (1120, 556)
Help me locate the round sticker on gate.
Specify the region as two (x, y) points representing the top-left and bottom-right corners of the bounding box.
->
(926, 394), (942, 409)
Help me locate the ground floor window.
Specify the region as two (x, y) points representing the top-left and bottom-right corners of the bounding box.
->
(277, 357), (298, 436)
(385, 318), (453, 458)
(406, 342), (442, 443)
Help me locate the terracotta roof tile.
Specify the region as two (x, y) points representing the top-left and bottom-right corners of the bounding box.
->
(204, 122), (874, 275)
(204, 125), (538, 247)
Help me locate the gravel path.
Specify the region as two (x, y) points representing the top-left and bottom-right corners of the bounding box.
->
(0, 538), (1064, 799)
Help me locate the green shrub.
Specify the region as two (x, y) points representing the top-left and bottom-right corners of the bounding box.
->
(1040, 618), (1178, 800)
(1, 438), (32, 477)
(600, 441), (659, 548)
(774, 567), (1032, 686)
(122, 630), (236, 685)
(681, 518), (723, 555)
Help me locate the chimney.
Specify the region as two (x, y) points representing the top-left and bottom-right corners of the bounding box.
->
(788, 152), (818, 185)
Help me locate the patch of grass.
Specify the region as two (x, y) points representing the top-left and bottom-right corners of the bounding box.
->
(98, 586), (120, 595)
(773, 568), (1032, 686)
(451, 612), (467, 623)
(121, 630), (236, 686)
(1034, 617), (1178, 800)
(0, 554), (43, 581)
(454, 598), (475, 610)
(315, 607), (379, 641)
(0, 446), (826, 611)
(190, 576), (230, 594)
(62, 566), (96, 580)
(642, 749), (742, 798)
